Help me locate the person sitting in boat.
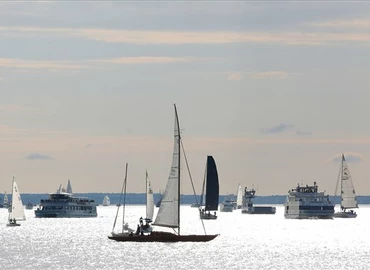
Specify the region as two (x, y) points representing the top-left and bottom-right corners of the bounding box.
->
(139, 217), (143, 225)
(135, 224), (140, 235)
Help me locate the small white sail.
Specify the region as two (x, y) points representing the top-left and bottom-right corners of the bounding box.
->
(3, 191), (8, 206)
(236, 184), (243, 208)
(66, 179), (73, 194)
(153, 111), (180, 228)
(341, 155), (358, 209)
(146, 172), (154, 221)
(9, 178), (26, 221)
(103, 195), (110, 206)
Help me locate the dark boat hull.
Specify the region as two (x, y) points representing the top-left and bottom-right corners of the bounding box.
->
(200, 213), (217, 220)
(108, 231), (219, 242)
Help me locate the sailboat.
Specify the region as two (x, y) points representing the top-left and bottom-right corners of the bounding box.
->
(102, 195), (111, 206)
(1, 191), (9, 208)
(108, 104), (219, 242)
(236, 183), (243, 209)
(199, 156), (219, 219)
(145, 171), (154, 223)
(139, 171), (155, 234)
(7, 177), (26, 227)
(110, 163), (135, 237)
(333, 154), (358, 218)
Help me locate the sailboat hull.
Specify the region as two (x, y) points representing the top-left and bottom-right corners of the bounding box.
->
(6, 223), (21, 227)
(108, 231), (219, 242)
(200, 213), (218, 219)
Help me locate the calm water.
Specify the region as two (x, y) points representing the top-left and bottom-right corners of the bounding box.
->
(1, 205), (369, 269)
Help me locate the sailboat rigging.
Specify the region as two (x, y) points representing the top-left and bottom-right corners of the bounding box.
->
(108, 104), (219, 242)
(333, 154), (358, 218)
(111, 163), (134, 236)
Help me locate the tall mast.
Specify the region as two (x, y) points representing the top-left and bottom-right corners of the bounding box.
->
(145, 170), (148, 218)
(174, 104), (181, 235)
(122, 163), (128, 233)
(341, 154), (344, 209)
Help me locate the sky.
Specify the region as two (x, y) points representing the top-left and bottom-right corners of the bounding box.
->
(1, 1), (370, 196)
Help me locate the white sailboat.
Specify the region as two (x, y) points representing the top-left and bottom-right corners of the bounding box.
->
(333, 154), (358, 218)
(7, 177), (26, 227)
(236, 183), (243, 209)
(111, 163), (135, 236)
(2, 191), (9, 208)
(145, 171), (154, 223)
(136, 171), (155, 234)
(102, 195), (111, 206)
(66, 179), (73, 194)
(108, 104), (219, 242)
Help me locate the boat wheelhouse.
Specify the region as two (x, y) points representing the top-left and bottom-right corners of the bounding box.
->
(284, 182), (334, 219)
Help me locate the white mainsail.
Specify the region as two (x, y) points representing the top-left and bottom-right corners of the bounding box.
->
(146, 171), (154, 221)
(236, 184), (243, 208)
(340, 154), (358, 209)
(9, 178), (26, 221)
(153, 108), (180, 228)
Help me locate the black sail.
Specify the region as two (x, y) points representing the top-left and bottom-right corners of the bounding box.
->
(205, 156), (219, 211)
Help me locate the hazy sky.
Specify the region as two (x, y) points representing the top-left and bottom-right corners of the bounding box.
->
(1, 1), (370, 196)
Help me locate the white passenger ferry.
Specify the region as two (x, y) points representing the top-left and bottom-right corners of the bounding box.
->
(35, 180), (97, 218)
(284, 182), (334, 219)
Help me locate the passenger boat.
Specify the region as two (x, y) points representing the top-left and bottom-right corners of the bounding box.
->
(284, 182), (334, 219)
(35, 180), (97, 218)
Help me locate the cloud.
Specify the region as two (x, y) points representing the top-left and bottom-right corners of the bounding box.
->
(261, 123), (295, 134)
(0, 57), (200, 70)
(308, 19), (370, 29)
(93, 56), (195, 64)
(227, 72), (244, 81)
(326, 152), (365, 163)
(296, 130), (312, 136)
(2, 26), (370, 45)
(249, 71), (289, 80)
(0, 104), (39, 114)
(26, 153), (53, 160)
(0, 124), (25, 134)
(0, 58), (87, 70)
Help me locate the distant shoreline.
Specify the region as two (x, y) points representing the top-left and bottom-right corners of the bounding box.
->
(2, 193), (370, 205)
